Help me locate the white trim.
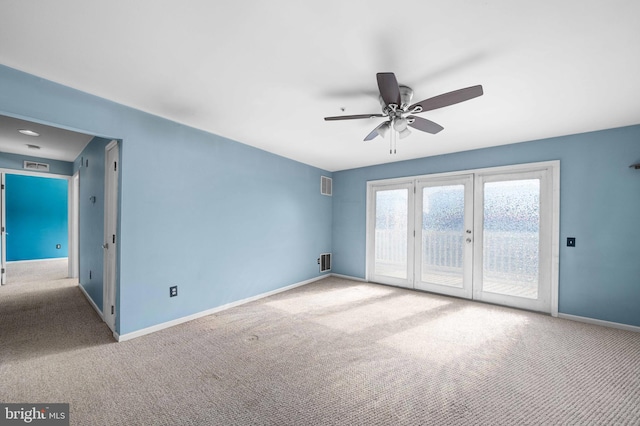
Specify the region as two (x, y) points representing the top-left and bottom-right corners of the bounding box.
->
(103, 140), (118, 332)
(366, 180), (415, 288)
(78, 283), (104, 320)
(558, 313), (640, 333)
(69, 171), (79, 278)
(7, 257), (69, 264)
(330, 273), (367, 282)
(116, 275), (330, 342)
(367, 161), (560, 186)
(550, 162), (560, 317)
(1, 173), (5, 285)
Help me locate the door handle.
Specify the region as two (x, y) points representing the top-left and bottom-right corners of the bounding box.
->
(466, 238), (472, 243)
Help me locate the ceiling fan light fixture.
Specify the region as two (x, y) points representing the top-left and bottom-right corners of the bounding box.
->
(393, 117), (408, 132)
(398, 128), (411, 139)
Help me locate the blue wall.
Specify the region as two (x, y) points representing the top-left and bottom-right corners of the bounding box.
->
(5, 174), (68, 261)
(0, 64), (332, 335)
(332, 125), (640, 327)
(75, 137), (111, 309)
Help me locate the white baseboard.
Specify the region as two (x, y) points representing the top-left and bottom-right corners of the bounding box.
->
(558, 313), (640, 333)
(116, 275), (330, 342)
(330, 273), (367, 282)
(78, 283), (103, 321)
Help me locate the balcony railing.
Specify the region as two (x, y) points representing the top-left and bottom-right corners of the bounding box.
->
(374, 230), (539, 295)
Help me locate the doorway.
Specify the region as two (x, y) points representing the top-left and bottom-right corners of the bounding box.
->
(366, 161), (559, 314)
(0, 170), (74, 285)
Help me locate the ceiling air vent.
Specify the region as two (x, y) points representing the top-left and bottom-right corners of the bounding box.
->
(24, 161), (50, 172)
(321, 176), (332, 196)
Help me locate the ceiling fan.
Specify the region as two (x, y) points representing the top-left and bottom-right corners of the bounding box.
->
(324, 72), (483, 154)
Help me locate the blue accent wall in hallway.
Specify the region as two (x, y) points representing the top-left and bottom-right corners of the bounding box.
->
(5, 174), (68, 261)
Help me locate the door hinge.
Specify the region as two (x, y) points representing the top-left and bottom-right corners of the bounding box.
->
(111, 305), (114, 315)
(114, 161), (117, 172)
(1, 268), (4, 274)
(1, 184), (4, 190)
(112, 234), (116, 244)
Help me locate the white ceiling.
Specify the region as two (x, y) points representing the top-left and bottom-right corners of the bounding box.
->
(0, 1), (639, 171)
(0, 115), (93, 162)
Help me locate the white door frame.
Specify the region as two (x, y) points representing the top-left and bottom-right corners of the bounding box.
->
(366, 181), (415, 288)
(1, 173), (5, 285)
(103, 140), (119, 332)
(68, 171), (80, 278)
(365, 160), (560, 316)
(472, 167), (554, 313)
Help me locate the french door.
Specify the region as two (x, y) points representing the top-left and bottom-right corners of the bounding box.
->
(368, 182), (414, 288)
(367, 162), (558, 314)
(414, 175), (473, 299)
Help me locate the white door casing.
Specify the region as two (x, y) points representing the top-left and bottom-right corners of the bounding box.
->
(1, 173), (5, 285)
(367, 182), (415, 288)
(103, 140), (119, 331)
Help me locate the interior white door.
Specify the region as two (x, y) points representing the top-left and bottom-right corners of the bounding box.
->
(103, 140), (119, 331)
(473, 169), (552, 313)
(367, 182), (414, 288)
(414, 175), (473, 298)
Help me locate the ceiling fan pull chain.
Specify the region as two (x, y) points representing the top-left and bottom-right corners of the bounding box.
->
(394, 130), (397, 154)
(389, 126), (394, 154)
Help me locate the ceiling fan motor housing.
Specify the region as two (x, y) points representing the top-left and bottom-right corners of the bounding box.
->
(379, 85), (414, 111)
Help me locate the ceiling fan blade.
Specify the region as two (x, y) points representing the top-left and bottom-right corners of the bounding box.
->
(407, 116), (444, 134)
(324, 113), (384, 121)
(376, 72), (401, 106)
(363, 121), (390, 141)
(409, 85), (483, 113)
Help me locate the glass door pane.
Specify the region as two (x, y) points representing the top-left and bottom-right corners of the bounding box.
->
(415, 175), (473, 298)
(483, 179), (539, 298)
(375, 189), (408, 279)
(368, 183), (414, 288)
(474, 170), (551, 313)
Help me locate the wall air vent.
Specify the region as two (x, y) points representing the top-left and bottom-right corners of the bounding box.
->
(23, 161), (50, 172)
(321, 176), (332, 196)
(319, 253), (331, 272)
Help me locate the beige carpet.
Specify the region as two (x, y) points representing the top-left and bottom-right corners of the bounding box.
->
(1, 265), (639, 425)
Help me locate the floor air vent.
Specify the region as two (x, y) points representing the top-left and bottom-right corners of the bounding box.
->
(319, 253), (331, 272)
(321, 176), (332, 196)
(23, 161), (50, 172)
